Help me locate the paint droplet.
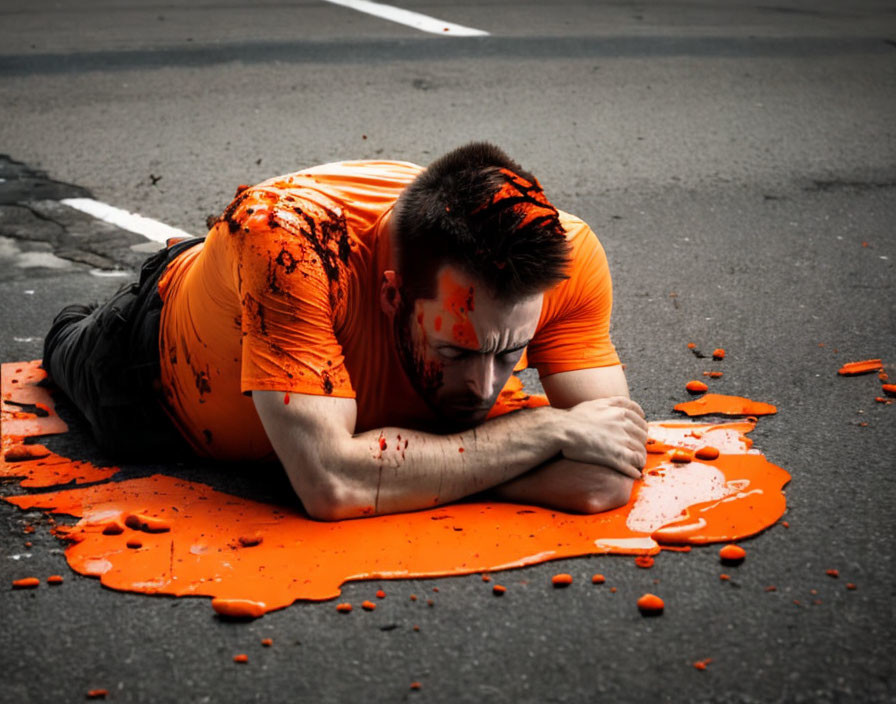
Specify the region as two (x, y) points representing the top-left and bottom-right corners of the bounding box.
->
(719, 544), (746, 564)
(645, 438), (667, 454)
(212, 598), (267, 619)
(687, 343), (696, 349)
(846, 583), (857, 590)
(261, 638), (273, 647)
(413, 625), (420, 631)
(712, 348), (726, 360)
(336, 603), (353, 613)
(781, 521), (789, 528)
(826, 569), (839, 578)
(238, 534), (263, 547)
(695, 446), (720, 461)
(591, 574), (606, 584)
(693, 658), (713, 671)
(101, 520), (125, 536)
(637, 593), (664, 615)
(610, 587), (617, 593)
(233, 654), (249, 664)
(837, 359), (883, 376)
(376, 589), (386, 599)
(670, 449), (693, 463)
(765, 585), (777, 592)
(283, 393), (290, 405)
(426, 599), (434, 607)
(47, 575), (64, 585)
(551, 573), (573, 587)
(719, 574), (730, 581)
(634, 556), (654, 569)
(492, 584), (506, 596)
(410, 681), (422, 690)
(686, 380), (708, 394)
(378, 436), (387, 451)
(361, 600), (376, 611)
(703, 371), (724, 378)
(12, 577), (40, 589)
(126, 538), (142, 549)
(458, 447), (465, 453)
(481, 574), (491, 582)
(124, 513), (171, 533)
(86, 689), (109, 699)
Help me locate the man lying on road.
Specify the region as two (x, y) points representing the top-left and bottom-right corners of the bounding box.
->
(43, 142), (647, 519)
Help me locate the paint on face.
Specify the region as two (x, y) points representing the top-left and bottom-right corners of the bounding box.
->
(2, 360), (790, 615)
(395, 267), (541, 429)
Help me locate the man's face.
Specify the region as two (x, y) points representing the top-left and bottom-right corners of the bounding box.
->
(394, 265), (543, 429)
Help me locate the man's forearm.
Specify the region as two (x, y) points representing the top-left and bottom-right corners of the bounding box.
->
(328, 406), (566, 518)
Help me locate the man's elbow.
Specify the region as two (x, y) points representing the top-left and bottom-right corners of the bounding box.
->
(296, 474), (363, 522)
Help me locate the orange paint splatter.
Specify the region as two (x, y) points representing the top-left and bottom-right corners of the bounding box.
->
(719, 573), (730, 581)
(238, 533), (263, 547)
(881, 384), (896, 397)
(261, 638), (273, 647)
(686, 380), (709, 394)
(591, 574), (606, 584)
(212, 598), (267, 619)
(826, 569), (839, 578)
(637, 593), (664, 615)
(674, 394), (777, 417)
(2, 361), (791, 614)
(695, 446), (720, 461)
(609, 587), (617, 593)
(481, 574), (491, 582)
(283, 393), (290, 405)
(86, 689), (108, 699)
(634, 556), (654, 569)
(336, 603), (352, 613)
(47, 575), (64, 585)
(837, 359), (883, 376)
(712, 348), (726, 360)
(233, 654), (249, 664)
(376, 589), (386, 598)
(361, 600), (376, 611)
(703, 371), (724, 378)
(437, 270), (478, 349)
(693, 658), (713, 671)
(719, 544), (746, 564)
(781, 521), (789, 528)
(765, 585), (777, 592)
(687, 343), (696, 350)
(645, 438), (667, 454)
(410, 682), (422, 691)
(846, 583), (857, 590)
(551, 573), (573, 587)
(12, 577), (40, 589)
(669, 449), (693, 463)
(492, 584), (506, 596)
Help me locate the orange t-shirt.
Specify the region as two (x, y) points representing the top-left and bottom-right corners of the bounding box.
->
(157, 160), (619, 459)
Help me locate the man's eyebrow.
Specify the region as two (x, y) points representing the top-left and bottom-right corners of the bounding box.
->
(434, 339), (530, 355)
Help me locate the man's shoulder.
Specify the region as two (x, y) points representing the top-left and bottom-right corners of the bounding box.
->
(260, 160), (424, 195)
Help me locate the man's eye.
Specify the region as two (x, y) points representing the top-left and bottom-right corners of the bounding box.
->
(438, 347), (466, 360)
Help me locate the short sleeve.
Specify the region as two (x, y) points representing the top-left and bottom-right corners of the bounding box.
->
(526, 214), (620, 376)
(233, 195), (355, 398)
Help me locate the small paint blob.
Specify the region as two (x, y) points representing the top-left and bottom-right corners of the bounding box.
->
(837, 359), (883, 375)
(610, 587), (617, 593)
(637, 593), (664, 615)
(781, 521), (789, 528)
(695, 446), (720, 461)
(238, 534), (263, 547)
(693, 658), (713, 671)
(432, 587), (439, 592)
(712, 349), (726, 360)
(551, 573), (573, 587)
(413, 625), (420, 631)
(101, 521), (125, 536)
(12, 577), (40, 589)
(378, 436), (387, 451)
(481, 574), (491, 582)
(410, 682), (422, 691)
(124, 513), (171, 533)
(719, 574), (730, 581)
(765, 585), (777, 592)
(686, 380), (709, 394)
(283, 393), (290, 405)
(336, 603), (352, 613)
(719, 544), (746, 564)
(826, 569), (839, 578)
(212, 598), (267, 619)
(592, 574), (606, 584)
(426, 599), (434, 607)
(261, 638), (273, 647)
(634, 556), (654, 569)
(126, 538), (142, 549)
(687, 343), (696, 349)
(376, 589), (386, 599)
(645, 438), (667, 454)
(47, 575), (64, 585)
(361, 600), (376, 611)
(670, 449), (693, 463)
(881, 384), (896, 397)
(409, 594), (417, 601)
(458, 447), (464, 453)
(703, 371), (724, 378)
(233, 654), (249, 664)
(86, 690), (108, 699)
(846, 583), (857, 590)
(492, 584), (506, 596)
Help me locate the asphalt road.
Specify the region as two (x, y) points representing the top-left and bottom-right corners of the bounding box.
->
(2, 1), (895, 702)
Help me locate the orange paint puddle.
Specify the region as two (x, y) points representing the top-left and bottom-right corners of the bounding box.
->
(2, 361), (790, 615)
(674, 394), (777, 417)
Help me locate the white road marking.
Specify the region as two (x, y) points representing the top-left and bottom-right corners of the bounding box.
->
(322, 0), (488, 36)
(60, 197), (193, 244)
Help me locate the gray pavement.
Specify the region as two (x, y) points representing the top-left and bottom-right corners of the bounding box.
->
(2, 1), (895, 702)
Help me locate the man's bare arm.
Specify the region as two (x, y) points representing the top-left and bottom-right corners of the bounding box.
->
(253, 387), (645, 520)
(491, 365), (647, 513)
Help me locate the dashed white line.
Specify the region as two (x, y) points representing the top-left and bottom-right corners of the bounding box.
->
(322, 0), (489, 36)
(60, 197), (193, 244)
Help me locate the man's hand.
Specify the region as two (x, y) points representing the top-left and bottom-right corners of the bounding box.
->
(492, 458), (635, 514)
(559, 397), (648, 479)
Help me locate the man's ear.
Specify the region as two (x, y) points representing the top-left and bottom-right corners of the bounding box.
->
(379, 270), (402, 317)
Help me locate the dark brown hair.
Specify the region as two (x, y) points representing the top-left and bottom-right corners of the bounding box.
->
(393, 142), (572, 303)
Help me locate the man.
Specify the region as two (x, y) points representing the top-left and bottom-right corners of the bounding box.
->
(44, 142), (647, 520)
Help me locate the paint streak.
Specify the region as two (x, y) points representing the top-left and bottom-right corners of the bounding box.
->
(2, 361), (789, 614)
(837, 359), (883, 375)
(674, 394), (777, 417)
(437, 269), (479, 349)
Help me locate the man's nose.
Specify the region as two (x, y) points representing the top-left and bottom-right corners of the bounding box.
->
(466, 355), (497, 400)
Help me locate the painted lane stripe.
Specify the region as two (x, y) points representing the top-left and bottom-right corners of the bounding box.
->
(322, 0), (489, 36)
(60, 197), (193, 244)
